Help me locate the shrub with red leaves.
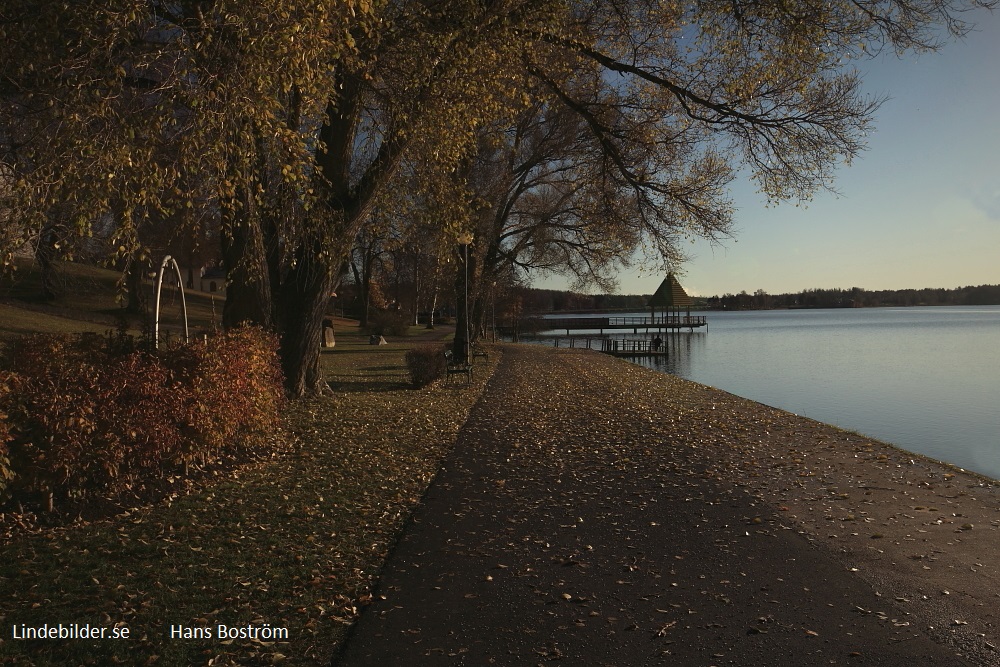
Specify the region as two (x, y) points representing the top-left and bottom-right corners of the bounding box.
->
(164, 327), (285, 470)
(0, 327), (284, 509)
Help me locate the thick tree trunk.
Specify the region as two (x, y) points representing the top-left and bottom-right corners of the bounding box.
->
(471, 290), (487, 341)
(274, 248), (336, 397)
(222, 65), (410, 397)
(223, 210), (338, 397)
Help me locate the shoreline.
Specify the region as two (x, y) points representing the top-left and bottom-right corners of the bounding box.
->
(519, 304), (1000, 483)
(597, 347), (1000, 662)
(627, 353), (1000, 486)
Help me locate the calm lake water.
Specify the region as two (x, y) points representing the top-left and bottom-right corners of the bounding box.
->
(540, 306), (1000, 480)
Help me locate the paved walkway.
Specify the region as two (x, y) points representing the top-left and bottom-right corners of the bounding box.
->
(334, 345), (971, 665)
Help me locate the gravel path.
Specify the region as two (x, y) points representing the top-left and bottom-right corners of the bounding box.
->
(335, 344), (999, 665)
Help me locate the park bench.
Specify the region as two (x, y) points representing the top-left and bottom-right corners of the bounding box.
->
(471, 343), (489, 364)
(443, 349), (473, 384)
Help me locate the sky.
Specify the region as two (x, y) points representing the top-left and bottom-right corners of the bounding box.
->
(543, 9), (1000, 298)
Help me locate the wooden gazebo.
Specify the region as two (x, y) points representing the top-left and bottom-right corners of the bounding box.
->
(647, 272), (693, 326)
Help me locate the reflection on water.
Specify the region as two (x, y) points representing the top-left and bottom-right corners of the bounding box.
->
(525, 306), (1000, 481)
(635, 332), (704, 379)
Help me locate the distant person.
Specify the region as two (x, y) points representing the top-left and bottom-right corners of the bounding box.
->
(652, 336), (662, 351)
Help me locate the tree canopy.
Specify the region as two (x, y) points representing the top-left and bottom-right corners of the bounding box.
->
(2, 0), (993, 395)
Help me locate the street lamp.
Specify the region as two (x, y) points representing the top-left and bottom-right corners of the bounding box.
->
(491, 280), (497, 342)
(455, 231), (473, 364)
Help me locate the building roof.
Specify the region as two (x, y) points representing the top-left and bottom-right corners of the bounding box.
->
(647, 273), (693, 308)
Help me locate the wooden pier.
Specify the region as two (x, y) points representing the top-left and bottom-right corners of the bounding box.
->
(598, 338), (669, 357)
(541, 336), (673, 358)
(505, 273), (707, 349)
(518, 315), (706, 336)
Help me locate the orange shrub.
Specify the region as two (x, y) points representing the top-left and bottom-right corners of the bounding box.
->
(0, 327), (284, 508)
(164, 327), (285, 468)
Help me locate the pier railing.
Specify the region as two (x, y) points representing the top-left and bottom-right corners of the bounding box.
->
(605, 316), (706, 327)
(544, 337), (666, 355)
(524, 315), (706, 333)
(599, 338), (663, 354)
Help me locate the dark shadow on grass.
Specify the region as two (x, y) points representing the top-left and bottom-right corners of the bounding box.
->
(327, 379), (413, 393)
(322, 347), (403, 356)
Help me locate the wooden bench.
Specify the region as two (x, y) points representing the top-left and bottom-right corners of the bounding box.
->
(444, 350), (473, 384)
(470, 343), (489, 364)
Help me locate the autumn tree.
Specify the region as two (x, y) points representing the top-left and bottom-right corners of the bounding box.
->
(349, 215), (397, 328)
(453, 73), (733, 335)
(411, 0), (995, 346)
(1, 0), (373, 392)
(467, 103), (642, 293)
(349, 208), (446, 327)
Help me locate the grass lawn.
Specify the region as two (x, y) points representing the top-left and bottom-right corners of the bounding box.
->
(0, 303), (112, 338)
(1, 258), (224, 354)
(0, 265), (494, 666)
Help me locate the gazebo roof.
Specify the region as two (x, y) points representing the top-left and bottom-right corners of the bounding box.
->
(647, 272), (693, 308)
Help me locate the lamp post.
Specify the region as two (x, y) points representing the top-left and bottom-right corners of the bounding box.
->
(455, 231), (473, 364)
(491, 280), (497, 342)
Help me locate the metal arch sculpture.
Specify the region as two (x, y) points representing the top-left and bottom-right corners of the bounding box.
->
(154, 255), (190, 349)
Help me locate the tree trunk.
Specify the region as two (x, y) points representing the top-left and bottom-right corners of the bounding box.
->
(471, 289), (488, 342)
(224, 64), (409, 397)
(427, 284), (438, 329)
(274, 247), (336, 397)
(452, 243), (475, 363)
(221, 204), (273, 330)
(124, 252), (146, 315)
(36, 227), (59, 301)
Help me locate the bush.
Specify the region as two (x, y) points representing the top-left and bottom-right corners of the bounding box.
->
(1, 334), (177, 500)
(0, 327), (285, 509)
(405, 345), (446, 388)
(163, 327), (285, 470)
(367, 309), (412, 337)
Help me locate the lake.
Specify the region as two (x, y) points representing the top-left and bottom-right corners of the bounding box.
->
(537, 306), (1000, 480)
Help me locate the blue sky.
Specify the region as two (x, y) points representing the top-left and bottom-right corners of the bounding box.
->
(545, 9), (1000, 298)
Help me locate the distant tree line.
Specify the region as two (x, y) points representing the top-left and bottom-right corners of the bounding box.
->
(516, 287), (653, 313)
(513, 283), (1000, 315)
(706, 285), (1000, 310)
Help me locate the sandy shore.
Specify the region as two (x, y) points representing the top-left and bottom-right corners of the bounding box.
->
(338, 344), (1000, 665)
